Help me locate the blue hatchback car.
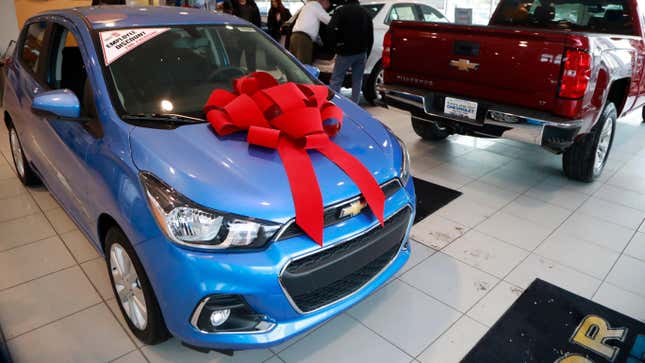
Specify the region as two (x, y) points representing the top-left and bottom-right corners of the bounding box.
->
(2, 6), (415, 351)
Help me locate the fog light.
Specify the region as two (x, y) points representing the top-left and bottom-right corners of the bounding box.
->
(209, 309), (231, 327)
(191, 294), (274, 333)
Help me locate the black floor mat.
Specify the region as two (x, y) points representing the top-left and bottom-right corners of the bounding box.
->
(463, 279), (645, 363)
(412, 177), (462, 224)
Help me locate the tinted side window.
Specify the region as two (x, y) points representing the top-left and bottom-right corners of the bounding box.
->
(490, 0), (634, 35)
(47, 26), (86, 98)
(20, 21), (48, 74)
(386, 4), (419, 24)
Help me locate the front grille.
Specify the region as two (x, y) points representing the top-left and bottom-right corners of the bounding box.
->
(277, 179), (402, 241)
(280, 207), (411, 313)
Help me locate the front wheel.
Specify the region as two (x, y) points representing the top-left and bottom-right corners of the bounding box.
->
(563, 102), (616, 182)
(362, 61), (383, 105)
(411, 117), (451, 141)
(105, 227), (169, 345)
(8, 124), (40, 186)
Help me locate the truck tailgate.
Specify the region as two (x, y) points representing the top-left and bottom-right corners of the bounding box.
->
(387, 22), (570, 112)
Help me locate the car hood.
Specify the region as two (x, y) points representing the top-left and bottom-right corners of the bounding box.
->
(129, 101), (398, 224)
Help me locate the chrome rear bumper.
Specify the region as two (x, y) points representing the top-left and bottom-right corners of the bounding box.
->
(380, 85), (583, 152)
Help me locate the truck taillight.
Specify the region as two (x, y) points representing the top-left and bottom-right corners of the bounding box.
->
(383, 30), (392, 69)
(559, 49), (591, 99)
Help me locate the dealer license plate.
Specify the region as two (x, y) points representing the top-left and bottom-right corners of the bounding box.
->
(444, 97), (478, 121)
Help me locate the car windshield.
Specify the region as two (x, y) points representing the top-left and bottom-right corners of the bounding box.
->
(101, 25), (313, 119)
(360, 3), (385, 18)
(489, 0), (634, 35)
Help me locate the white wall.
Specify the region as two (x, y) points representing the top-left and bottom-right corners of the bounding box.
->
(0, 0), (20, 55)
(444, 0), (500, 24)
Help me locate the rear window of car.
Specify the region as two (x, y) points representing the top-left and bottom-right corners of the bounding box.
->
(361, 3), (385, 18)
(490, 0), (635, 36)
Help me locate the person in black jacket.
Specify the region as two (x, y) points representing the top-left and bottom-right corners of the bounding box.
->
(233, 0), (262, 27)
(267, 0), (292, 41)
(230, 0), (261, 71)
(327, 0), (373, 103)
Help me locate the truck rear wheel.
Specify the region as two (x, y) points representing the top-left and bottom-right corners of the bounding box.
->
(411, 117), (451, 141)
(563, 102), (616, 182)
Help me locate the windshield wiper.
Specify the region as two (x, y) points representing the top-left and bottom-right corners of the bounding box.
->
(121, 113), (206, 126)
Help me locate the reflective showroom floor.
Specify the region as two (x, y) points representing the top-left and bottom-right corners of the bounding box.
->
(1, 104), (645, 363)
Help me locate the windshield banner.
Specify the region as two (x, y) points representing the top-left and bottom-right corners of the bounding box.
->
(100, 28), (170, 66)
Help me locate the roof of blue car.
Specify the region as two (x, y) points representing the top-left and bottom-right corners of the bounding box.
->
(39, 6), (246, 30)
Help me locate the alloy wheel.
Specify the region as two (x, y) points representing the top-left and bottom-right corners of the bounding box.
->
(9, 128), (25, 178)
(593, 116), (614, 175)
(374, 68), (384, 102)
(110, 243), (148, 330)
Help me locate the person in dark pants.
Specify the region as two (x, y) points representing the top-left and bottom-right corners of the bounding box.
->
(231, 0), (261, 71)
(328, 0), (373, 103)
(288, 0), (331, 64)
(267, 0), (292, 41)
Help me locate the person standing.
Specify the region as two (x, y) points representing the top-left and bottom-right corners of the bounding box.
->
(234, 0), (262, 27)
(231, 0), (261, 71)
(267, 0), (292, 41)
(328, 0), (373, 103)
(288, 0), (331, 64)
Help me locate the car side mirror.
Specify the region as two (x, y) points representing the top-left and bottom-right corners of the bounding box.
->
(31, 89), (81, 120)
(303, 64), (320, 79)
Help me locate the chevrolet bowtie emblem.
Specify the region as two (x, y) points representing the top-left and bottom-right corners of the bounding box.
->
(339, 199), (367, 219)
(450, 59), (479, 72)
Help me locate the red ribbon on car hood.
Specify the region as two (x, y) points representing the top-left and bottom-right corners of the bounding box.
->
(204, 72), (384, 245)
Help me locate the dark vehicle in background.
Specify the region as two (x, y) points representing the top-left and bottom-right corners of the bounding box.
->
(381, 0), (645, 181)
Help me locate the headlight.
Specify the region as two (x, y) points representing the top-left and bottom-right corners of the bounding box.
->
(395, 136), (411, 185)
(141, 172), (281, 250)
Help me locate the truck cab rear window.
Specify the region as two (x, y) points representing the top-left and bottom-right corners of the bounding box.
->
(490, 0), (634, 36)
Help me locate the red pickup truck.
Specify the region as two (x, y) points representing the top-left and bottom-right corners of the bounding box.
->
(380, 0), (645, 181)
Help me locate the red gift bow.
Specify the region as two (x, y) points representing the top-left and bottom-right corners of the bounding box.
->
(203, 72), (385, 246)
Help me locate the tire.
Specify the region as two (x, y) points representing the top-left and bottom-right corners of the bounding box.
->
(411, 117), (451, 141)
(563, 102), (617, 182)
(8, 124), (40, 186)
(363, 61), (383, 105)
(105, 227), (169, 345)
(642, 106), (645, 123)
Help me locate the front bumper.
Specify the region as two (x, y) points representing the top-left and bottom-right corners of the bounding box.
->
(381, 85), (584, 152)
(134, 178), (415, 350)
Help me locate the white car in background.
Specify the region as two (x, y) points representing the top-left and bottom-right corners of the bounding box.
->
(314, 0), (449, 103)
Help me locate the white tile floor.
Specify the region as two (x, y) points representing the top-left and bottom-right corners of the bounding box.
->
(1, 104), (645, 363)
